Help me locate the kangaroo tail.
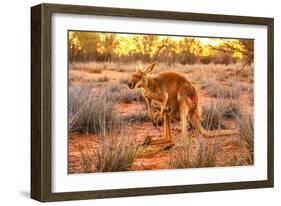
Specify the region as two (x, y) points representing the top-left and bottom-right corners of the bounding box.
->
(199, 125), (239, 137)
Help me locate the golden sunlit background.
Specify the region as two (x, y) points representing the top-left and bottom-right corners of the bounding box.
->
(68, 31), (253, 65)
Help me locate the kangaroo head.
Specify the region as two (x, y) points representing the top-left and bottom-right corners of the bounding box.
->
(128, 62), (157, 89)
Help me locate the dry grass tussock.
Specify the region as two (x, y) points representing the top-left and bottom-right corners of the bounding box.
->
(202, 80), (242, 99)
(236, 115), (254, 165)
(79, 132), (139, 173)
(169, 137), (218, 168)
(69, 83), (146, 134)
(200, 101), (241, 130)
(69, 84), (116, 134)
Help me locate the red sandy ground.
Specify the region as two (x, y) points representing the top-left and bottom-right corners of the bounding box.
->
(68, 84), (250, 174)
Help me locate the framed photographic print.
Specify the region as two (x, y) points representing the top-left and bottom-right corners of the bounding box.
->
(31, 3), (274, 202)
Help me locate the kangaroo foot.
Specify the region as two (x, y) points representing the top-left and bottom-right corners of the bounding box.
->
(161, 143), (175, 151)
(144, 138), (173, 146)
(143, 136), (153, 146)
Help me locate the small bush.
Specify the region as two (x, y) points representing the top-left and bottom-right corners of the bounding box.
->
(69, 84), (117, 134)
(200, 56), (212, 64)
(103, 83), (144, 103)
(203, 80), (241, 99)
(69, 83), (146, 133)
(79, 134), (139, 173)
(169, 138), (218, 168)
(192, 140), (218, 168)
(78, 144), (95, 173)
(104, 83), (125, 101)
(228, 80), (252, 92)
(236, 115), (254, 165)
(95, 136), (139, 172)
(222, 103), (241, 119)
(169, 138), (193, 169)
(201, 101), (241, 130)
(212, 53), (232, 65)
(201, 103), (228, 130)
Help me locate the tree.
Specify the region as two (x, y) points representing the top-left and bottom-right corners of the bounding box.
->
(177, 37), (201, 64)
(68, 32), (101, 62)
(97, 33), (118, 62)
(156, 37), (177, 65)
(210, 39), (254, 73)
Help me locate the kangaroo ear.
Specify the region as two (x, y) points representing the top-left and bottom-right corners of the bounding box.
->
(145, 62), (157, 74)
(136, 63), (145, 73)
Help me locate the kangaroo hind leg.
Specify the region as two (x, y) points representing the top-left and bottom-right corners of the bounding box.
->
(143, 114), (172, 146)
(178, 95), (190, 140)
(190, 108), (202, 138)
(163, 114), (172, 144)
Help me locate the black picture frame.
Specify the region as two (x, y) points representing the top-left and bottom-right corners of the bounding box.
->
(31, 3), (274, 202)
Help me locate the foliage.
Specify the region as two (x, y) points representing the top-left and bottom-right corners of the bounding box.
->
(68, 31), (253, 64)
(210, 39), (254, 64)
(69, 32), (118, 62)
